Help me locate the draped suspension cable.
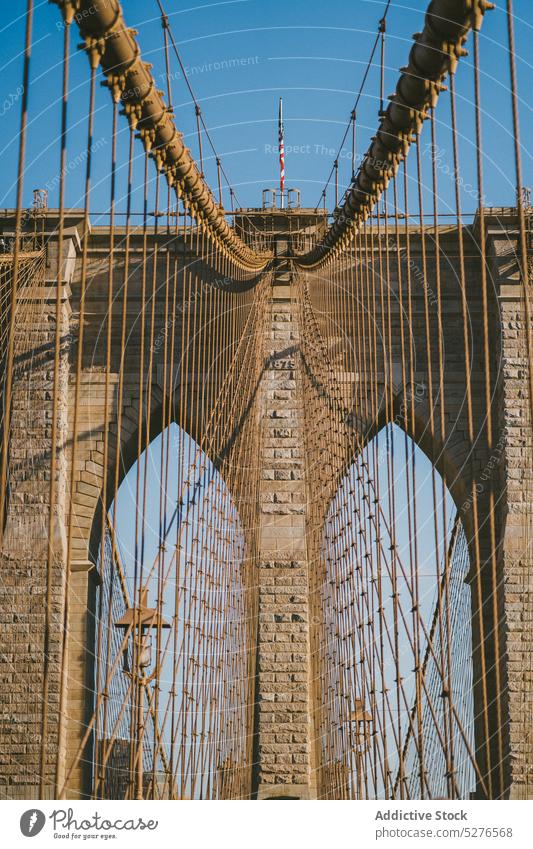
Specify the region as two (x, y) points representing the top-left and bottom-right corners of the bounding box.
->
(301, 0), (494, 268)
(154, 0), (242, 210)
(52, 0), (268, 272)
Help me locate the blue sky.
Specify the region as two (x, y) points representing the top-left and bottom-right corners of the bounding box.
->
(1, 0), (532, 216)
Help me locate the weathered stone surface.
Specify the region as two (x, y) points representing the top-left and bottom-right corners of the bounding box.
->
(254, 261), (315, 799)
(1, 211), (532, 802)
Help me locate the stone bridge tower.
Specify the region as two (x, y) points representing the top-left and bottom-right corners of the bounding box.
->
(0, 206), (531, 800)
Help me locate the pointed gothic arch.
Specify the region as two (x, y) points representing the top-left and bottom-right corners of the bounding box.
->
(69, 420), (255, 799)
(312, 422), (477, 799)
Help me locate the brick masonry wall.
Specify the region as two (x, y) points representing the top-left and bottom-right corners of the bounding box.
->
(491, 229), (533, 798)
(0, 269), (71, 798)
(254, 278), (315, 799)
(1, 214), (532, 800)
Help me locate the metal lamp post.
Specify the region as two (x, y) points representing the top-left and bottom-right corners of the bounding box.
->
(348, 698), (372, 799)
(115, 587), (170, 800)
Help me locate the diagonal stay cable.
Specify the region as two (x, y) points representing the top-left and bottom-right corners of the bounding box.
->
(314, 0), (392, 211)
(154, 0), (242, 208)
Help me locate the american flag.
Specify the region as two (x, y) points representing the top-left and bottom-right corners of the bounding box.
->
(278, 98), (285, 204)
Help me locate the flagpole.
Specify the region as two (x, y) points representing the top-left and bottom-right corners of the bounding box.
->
(278, 97), (285, 209)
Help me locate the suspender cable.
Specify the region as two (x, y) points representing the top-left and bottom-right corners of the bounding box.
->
(53, 0), (267, 270)
(195, 105), (205, 178)
(379, 16), (386, 115)
(300, 0), (493, 268)
(52, 17), (71, 798)
(351, 110), (357, 181)
(313, 0), (392, 212)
